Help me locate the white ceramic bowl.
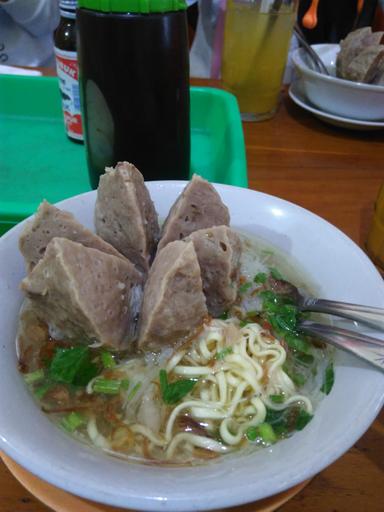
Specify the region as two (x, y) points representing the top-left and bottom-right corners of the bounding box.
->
(292, 44), (384, 121)
(1, 183), (384, 511)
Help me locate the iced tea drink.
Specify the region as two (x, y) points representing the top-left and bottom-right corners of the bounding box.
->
(222, 0), (297, 121)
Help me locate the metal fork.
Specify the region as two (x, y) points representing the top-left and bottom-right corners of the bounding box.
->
(299, 298), (384, 331)
(300, 320), (384, 372)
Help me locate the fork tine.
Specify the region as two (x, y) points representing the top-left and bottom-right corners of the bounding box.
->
(300, 321), (384, 372)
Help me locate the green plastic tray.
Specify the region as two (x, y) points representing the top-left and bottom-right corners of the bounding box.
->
(0, 76), (247, 235)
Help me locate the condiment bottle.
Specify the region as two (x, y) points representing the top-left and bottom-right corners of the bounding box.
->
(77, 0), (190, 189)
(366, 184), (384, 269)
(54, 0), (84, 142)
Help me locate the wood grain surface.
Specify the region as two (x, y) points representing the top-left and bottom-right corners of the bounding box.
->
(1, 79), (383, 512)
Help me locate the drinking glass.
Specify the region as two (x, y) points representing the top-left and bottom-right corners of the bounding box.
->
(221, 0), (298, 121)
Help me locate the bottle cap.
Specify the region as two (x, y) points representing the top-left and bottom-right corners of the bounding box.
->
(59, 0), (78, 10)
(78, 0), (186, 13)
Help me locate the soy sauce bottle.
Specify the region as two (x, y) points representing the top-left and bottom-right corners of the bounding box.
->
(77, 0), (190, 188)
(54, 0), (83, 142)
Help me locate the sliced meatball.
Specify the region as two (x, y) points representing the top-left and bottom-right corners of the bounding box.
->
(95, 162), (160, 272)
(186, 226), (241, 317)
(345, 45), (384, 83)
(19, 201), (125, 272)
(157, 174), (230, 253)
(21, 238), (143, 349)
(337, 27), (372, 77)
(138, 240), (207, 351)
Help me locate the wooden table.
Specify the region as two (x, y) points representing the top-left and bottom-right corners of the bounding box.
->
(1, 78), (383, 512)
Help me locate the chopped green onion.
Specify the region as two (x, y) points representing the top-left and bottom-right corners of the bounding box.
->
(60, 411), (85, 432)
(246, 426), (258, 441)
(254, 272), (267, 284)
(246, 423), (277, 444)
(121, 378), (130, 390)
(215, 347), (233, 360)
(259, 290), (277, 303)
(101, 350), (116, 369)
(295, 409), (313, 431)
(239, 282), (252, 294)
(284, 334), (311, 354)
(269, 393), (285, 404)
(320, 363), (335, 395)
(218, 311), (229, 320)
(24, 369), (45, 384)
(92, 378), (122, 394)
(127, 381), (141, 401)
(257, 423), (277, 443)
(34, 382), (52, 399)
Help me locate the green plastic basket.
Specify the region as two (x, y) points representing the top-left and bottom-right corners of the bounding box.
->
(0, 75), (247, 235)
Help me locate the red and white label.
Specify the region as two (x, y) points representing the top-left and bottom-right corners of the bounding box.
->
(54, 47), (83, 140)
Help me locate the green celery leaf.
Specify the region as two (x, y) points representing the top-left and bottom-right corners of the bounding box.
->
(159, 369), (197, 405)
(295, 408), (313, 430)
(269, 267), (284, 280)
(265, 407), (285, 424)
(284, 334), (311, 354)
(320, 363), (335, 395)
(49, 346), (98, 386)
(239, 282), (252, 294)
(265, 408), (290, 436)
(159, 369), (168, 396)
(254, 272), (267, 284)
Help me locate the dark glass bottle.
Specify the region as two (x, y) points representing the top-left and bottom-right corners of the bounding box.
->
(77, 0), (190, 189)
(54, 0), (84, 142)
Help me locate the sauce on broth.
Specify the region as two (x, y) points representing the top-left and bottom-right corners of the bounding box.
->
(17, 233), (334, 466)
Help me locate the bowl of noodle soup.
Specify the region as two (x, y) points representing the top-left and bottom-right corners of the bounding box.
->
(0, 182), (383, 511)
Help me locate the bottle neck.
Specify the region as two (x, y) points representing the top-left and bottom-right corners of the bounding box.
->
(60, 9), (76, 19)
(59, 1), (77, 18)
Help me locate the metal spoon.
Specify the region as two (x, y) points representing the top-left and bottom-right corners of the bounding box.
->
(266, 276), (384, 331)
(294, 23), (330, 76)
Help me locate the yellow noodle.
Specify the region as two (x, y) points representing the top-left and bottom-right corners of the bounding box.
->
(116, 319), (316, 461)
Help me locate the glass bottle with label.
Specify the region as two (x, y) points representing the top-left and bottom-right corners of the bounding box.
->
(77, 0), (190, 188)
(54, 0), (84, 142)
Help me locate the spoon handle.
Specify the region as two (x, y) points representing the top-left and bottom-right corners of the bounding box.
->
(300, 321), (384, 372)
(301, 298), (384, 331)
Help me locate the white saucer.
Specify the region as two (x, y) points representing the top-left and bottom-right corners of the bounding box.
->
(288, 80), (384, 131)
